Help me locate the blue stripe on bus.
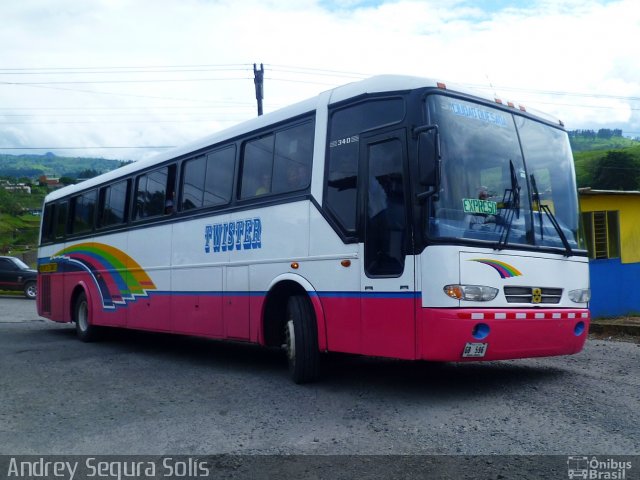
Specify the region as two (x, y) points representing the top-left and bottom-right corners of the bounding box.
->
(141, 290), (420, 299)
(313, 291), (420, 299)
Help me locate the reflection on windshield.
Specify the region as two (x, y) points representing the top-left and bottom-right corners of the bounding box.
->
(426, 95), (581, 251)
(12, 257), (30, 270)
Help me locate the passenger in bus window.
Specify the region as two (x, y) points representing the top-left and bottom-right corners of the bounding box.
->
(286, 164), (309, 190)
(164, 192), (175, 214)
(255, 171), (271, 196)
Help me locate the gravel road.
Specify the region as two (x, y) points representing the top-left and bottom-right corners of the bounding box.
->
(1, 296), (638, 459)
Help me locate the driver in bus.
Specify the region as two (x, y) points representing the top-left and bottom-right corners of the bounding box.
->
(467, 186), (496, 228)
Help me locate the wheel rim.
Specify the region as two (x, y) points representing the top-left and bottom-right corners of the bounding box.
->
(285, 319), (295, 362)
(77, 300), (89, 332)
(26, 284), (37, 298)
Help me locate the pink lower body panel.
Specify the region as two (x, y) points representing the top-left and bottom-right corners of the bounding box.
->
(39, 269), (589, 363)
(418, 307), (590, 361)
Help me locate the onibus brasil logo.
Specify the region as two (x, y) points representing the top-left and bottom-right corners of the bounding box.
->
(567, 456), (632, 479)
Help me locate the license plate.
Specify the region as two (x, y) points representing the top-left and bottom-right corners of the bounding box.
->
(462, 342), (488, 358)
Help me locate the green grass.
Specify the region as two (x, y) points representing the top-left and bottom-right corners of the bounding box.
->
(0, 213), (41, 253)
(570, 136), (640, 152)
(573, 144), (640, 188)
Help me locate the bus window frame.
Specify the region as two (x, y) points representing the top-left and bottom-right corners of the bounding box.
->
(323, 94), (407, 244)
(132, 164), (177, 222)
(69, 189), (98, 236)
(54, 200), (69, 240)
(96, 179), (131, 230)
(178, 143), (237, 213)
(237, 117), (315, 204)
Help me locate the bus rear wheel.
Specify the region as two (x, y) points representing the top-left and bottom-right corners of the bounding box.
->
(284, 295), (320, 384)
(74, 291), (100, 342)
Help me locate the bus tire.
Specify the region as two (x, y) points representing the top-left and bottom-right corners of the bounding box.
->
(74, 291), (99, 342)
(284, 294), (320, 384)
(23, 281), (37, 300)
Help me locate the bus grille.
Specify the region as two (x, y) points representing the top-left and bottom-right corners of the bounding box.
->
(41, 276), (52, 314)
(503, 286), (563, 304)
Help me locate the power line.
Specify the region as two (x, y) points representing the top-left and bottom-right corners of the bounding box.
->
(0, 81), (222, 104)
(0, 77), (252, 86)
(0, 105), (253, 111)
(0, 146), (175, 150)
(266, 64), (371, 79)
(0, 116), (256, 125)
(463, 83), (640, 103)
(0, 63), (253, 73)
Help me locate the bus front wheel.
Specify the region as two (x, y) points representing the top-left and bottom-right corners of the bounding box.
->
(74, 291), (100, 342)
(284, 295), (320, 384)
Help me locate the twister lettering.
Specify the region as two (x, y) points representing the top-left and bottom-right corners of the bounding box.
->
(205, 218), (262, 253)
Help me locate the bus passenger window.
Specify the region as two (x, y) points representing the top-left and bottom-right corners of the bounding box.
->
(240, 135), (274, 199)
(182, 156), (206, 210)
(70, 190), (97, 234)
(203, 146), (234, 206)
(41, 204), (55, 243)
(272, 122), (313, 194)
(98, 180), (129, 227)
(55, 202), (68, 239)
(134, 166), (173, 219)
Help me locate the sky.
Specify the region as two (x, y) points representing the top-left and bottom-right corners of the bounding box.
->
(1, 0), (639, 162)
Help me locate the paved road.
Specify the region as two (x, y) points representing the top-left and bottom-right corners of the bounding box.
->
(1, 296), (639, 456)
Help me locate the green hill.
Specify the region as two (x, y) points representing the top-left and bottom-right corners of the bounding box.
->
(568, 129), (640, 153)
(570, 135), (639, 152)
(0, 213), (41, 255)
(0, 152), (127, 179)
(571, 134), (640, 189)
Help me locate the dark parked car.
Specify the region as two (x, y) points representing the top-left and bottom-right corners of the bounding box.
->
(0, 256), (37, 299)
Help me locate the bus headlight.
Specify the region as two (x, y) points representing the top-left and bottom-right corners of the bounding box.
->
(568, 288), (591, 303)
(444, 284), (498, 302)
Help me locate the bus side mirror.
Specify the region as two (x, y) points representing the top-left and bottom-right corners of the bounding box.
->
(416, 126), (440, 187)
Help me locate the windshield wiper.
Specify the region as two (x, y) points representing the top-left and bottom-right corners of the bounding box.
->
(530, 173), (573, 256)
(496, 160), (520, 249)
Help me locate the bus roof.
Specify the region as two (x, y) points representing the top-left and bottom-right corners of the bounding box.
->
(44, 75), (563, 202)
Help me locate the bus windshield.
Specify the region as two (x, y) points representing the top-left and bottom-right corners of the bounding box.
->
(426, 95), (582, 252)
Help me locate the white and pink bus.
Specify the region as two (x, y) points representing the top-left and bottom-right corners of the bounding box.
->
(37, 76), (590, 383)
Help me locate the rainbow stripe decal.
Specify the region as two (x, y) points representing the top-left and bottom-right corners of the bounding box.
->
(52, 242), (156, 309)
(470, 258), (522, 279)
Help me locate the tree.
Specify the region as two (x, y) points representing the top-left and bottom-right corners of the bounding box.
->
(591, 151), (640, 190)
(74, 169), (101, 179)
(59, 176), (76, 186)
(0, 187), (23, 215)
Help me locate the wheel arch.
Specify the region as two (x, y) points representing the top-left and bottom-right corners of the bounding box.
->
(262, 274), (327, 351)
(69, 281), (94, 324)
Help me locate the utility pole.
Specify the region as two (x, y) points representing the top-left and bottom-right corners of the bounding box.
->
(253, 63), (264, 116)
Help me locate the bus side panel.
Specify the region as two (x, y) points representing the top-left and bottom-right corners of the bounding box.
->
(169, 284), (224, 337)
(307, 206), (362, 354)
(37, 244), (70, 322)
(235, 202), (310, 343)
(127, 224), (173, 332)
(224, 266), (251, 340)
(249, 295), (266, 344)
(91, 233), (128, 327)
(316, 294), (361, 354)
(361, 296), (416, 359)
(172, 215), (228, 337)
(45, 272), (68, 322)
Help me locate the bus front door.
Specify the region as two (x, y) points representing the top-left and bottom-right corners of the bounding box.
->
(359, 130), (416, 359)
